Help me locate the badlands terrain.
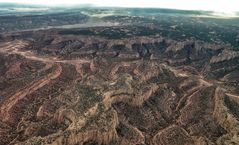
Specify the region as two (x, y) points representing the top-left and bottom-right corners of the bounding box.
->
(0, 26), (239, 145)
(0, 4), (239, 145)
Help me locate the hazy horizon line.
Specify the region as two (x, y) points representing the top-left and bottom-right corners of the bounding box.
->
(0, 2), (234, 13)
(0, 0), (239, 13)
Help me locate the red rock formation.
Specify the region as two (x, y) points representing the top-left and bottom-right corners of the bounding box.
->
(0, 28), (238, 145)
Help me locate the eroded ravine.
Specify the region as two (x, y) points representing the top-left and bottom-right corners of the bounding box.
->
(0, 29), (239, 145)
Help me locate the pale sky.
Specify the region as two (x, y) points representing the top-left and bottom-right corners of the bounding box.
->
(0, 0), (239, 13)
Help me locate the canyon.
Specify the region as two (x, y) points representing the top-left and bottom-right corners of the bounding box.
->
(0, 26), (239, 145)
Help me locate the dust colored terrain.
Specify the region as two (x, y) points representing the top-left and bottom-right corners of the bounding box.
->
(0, 26), (239, 145)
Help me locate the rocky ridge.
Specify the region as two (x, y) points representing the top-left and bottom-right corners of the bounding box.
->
(0, 28), (238, 145)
